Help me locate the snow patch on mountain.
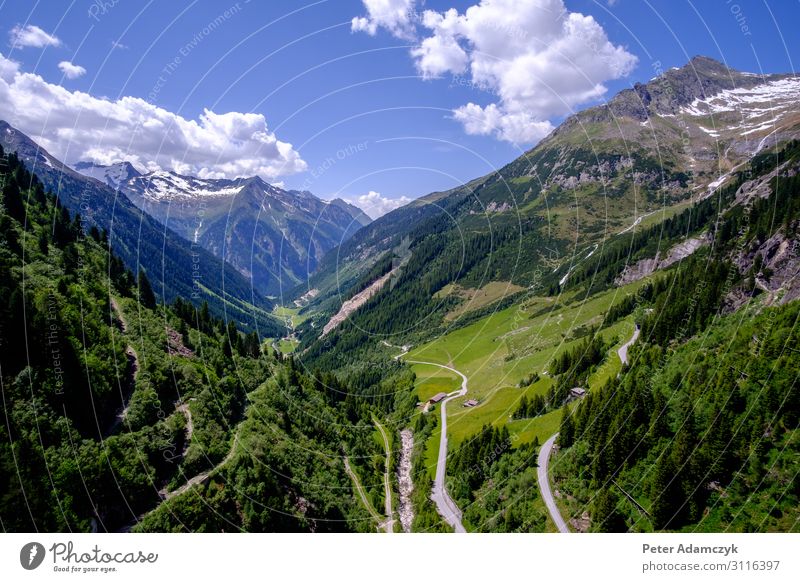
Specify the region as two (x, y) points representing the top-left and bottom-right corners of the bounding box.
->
(131, 171), (246, 201)
(73, 161), (141, 189)
(682, 78), (800, 116)
(680, 77), (800, 137)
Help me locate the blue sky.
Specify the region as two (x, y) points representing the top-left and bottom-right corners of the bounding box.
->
(0, 0), (797, 217)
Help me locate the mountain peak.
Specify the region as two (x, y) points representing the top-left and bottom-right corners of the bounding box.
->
(73, 160), (142, 189)
(328, 198), (372, 226)
(687, 54), (732, 71)
(569, 55), (781, 124)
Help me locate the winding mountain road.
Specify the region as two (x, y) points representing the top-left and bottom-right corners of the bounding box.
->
(381, 340), (411, 361)
(537, 325), (642, 533)
(537, 433), (570, 533)
(617, 324), (640, 366)
(405, 359), (467, 533)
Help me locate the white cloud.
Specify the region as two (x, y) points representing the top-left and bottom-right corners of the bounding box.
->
(453, 103), (554, 143)
(9, 24), (61, 49)
(351, 0), (417, 40)
(0, 53), (306, 180)
(58, 61), (86, 79)
(411, 29), (468, 79)
(415, 0), (636, 144)
(0, 53), (18, 81)
(353, 0), (637, 145)
(347, 190), (411, 219)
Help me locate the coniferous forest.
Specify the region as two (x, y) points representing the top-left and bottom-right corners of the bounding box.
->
(0, 148), (388, 532)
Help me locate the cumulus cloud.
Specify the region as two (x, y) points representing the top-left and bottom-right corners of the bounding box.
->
(411, 28), (468, 78)
(9, 24), (60, 48)
(0, 53), (306, 180)
(353, 0), (637, 145)
(351, 0), (417, 40)
(0, 53), (18, 81)
(347, 190), (411, 219)
(57, 61), (86, 79)
(452, 103), (554, 143)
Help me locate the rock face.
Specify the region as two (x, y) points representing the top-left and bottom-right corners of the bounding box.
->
(73, 161), (141, 189)
(734, 231), (800, 307)
(616, 234), (711, 286)
(321, 268), (397, 336)
(609, 56), (772, 120)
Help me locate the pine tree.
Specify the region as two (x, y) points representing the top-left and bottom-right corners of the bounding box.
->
(37, 230), (48, 255)
(138, 269), (156, 309)
(593, 487), (626, 532)
(650, 452), (677, 530)
(2, 180), (24, 222)
(199, 302), (210, 332)
(178, 318), (190, 348)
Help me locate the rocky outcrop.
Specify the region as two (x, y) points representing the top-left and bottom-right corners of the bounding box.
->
(321, 269), (397, 336)
(616, 234), (710, 285)
(733, 231), (800, 306)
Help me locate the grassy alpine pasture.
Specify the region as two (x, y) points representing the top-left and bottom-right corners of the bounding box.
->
(273, 305), (310, 328)
(410, 363), (462, 402)
(437, 281), (525, 321)
(277, 338), (300, 354)
(405, 278), (648, 448)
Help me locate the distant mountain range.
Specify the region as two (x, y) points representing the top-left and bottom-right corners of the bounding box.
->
(73, 162), (371, 297)
(0, 121), (279, 334)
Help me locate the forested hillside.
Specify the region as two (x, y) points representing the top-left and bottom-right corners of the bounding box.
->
(550, 141), (800, 532)
(0, 148), (383, 532)
(298, 131), (800, 534)
(555, 301), (799, 532)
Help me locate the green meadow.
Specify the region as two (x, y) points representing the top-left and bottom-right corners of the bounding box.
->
(404, 279), (647, 449)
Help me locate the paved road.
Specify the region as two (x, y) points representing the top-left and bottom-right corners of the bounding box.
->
(617, 324), (640, 366)
(373, 418), (395, 533)
(537, 433), (570, 533)
(405, 360), (467, 533)
(533, 325), (641, 534)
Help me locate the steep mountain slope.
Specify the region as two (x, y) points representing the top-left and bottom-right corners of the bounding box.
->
(0, 150), (375, 532)
(297, 62), (800, 537)
(309, 129), (800, 534)
(0, 121), (280, 335)
(79, 166), (371, 297)
(299, 56), (800, 342)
